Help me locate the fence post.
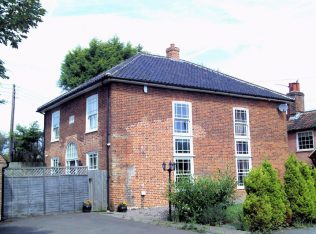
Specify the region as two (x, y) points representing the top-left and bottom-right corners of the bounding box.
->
(43, 168), (46, 215)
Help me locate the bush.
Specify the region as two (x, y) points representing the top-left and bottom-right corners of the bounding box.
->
(169, 169), (236, 225)
(243, 194), (273, 232)
(225, 203), (245, 230)
(284, 155), (316, 222)
(243, 160), (291, 231)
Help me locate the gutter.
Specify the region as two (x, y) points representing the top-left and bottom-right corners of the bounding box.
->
(1, 161), (9, 221)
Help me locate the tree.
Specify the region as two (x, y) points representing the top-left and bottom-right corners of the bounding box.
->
(58, 37), (143, 90)
(0, 0), (46, 79)
(284, 154), (315, 222)
(13, 121), (43, 162)
(243, 160), (291, 232)
(0, 131), (8, 154)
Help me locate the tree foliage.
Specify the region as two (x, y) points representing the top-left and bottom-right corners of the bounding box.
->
(243, 160), (291, 232)
(0, 131), (8, 155)
(58, 37), (142, 90)
(0, 0), (46, 79)
(284, 154), (316, 222)
(13, 121), (43, 162)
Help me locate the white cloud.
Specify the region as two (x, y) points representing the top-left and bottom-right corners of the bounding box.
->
(1, 0), (316, 133)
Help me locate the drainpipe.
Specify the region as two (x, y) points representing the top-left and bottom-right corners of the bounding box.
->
(1, 161), (9, 221)
(105, 84), (111, 210)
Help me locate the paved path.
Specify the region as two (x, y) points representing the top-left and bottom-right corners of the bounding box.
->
(0, 212), (196, 234)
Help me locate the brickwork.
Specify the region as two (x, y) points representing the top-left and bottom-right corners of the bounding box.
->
(43, 82), (289, 210)
(44, 86), (107, 170)
(109, 83), (289, 208)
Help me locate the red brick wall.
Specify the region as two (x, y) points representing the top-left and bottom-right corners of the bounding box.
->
(288, 130), (315, 165)
(44, 86), (107, 170)
(43, 82), (289, 209)
(109, 83), (289, 208)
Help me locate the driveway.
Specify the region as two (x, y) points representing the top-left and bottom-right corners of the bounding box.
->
(0, 212), (196, 234)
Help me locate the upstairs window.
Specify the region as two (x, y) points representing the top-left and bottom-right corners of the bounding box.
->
(297, 131), (314, 151)
(51, 111), (60, 141)
(86, 94), (98, 132)
(173, 102), (191, 134)
(234, 109), (249, 137)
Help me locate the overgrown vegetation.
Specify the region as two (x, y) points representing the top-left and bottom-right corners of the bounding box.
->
(169, 169), (236, 225)
(284, 154), (316, 223)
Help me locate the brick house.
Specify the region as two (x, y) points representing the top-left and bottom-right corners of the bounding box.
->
(37, 44), (293, 209)
(287, 82), (316, 166)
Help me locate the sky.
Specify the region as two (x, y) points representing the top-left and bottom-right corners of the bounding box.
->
(1, 0), (316, 133)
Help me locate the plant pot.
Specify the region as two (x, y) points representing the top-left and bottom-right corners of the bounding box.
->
(117, 204), (127, 212)
(82, 204), (92, 213)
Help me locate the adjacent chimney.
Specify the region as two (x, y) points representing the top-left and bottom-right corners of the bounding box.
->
(166, 43), (180, 60)
(286, 81), (305, 116)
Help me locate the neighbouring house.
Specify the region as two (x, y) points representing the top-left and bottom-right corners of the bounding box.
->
(287, 82), (316, 166)
(37, 44), (293, 209)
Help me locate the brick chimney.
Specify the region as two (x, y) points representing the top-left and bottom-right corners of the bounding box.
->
(286, 81), (305, 116)
(166, 43), (180, 60)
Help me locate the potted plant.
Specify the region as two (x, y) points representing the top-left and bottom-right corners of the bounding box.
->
(117, 202), (127, 212)
(82, 199), (92, 212)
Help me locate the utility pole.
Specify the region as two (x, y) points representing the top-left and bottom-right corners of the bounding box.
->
(9, 84), (15, 162)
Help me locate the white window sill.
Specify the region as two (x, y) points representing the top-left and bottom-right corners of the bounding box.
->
(88, 168), (98, 171)
(237, 186), (245, 190)
(85, 129), (98, 134)
(173, 154), (195, 157)
(51, 139), (59, 143)
(297, 148), (314, 152)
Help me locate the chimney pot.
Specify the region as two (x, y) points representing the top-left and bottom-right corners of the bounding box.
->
(286, 81), (304, 116)
(166, 43), (180, 60)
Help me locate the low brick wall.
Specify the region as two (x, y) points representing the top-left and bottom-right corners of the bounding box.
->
(0, 155), (8, 220)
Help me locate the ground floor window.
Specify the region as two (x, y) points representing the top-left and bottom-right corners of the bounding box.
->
(174, 158), (194, 182)
(86, 152), (98, 170)
(236, 158), (251, 189)
(51, 157), (59, 168)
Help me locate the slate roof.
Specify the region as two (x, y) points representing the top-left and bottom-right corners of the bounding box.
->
(37, 53), (292, 113)
(288, 110), (316, 132)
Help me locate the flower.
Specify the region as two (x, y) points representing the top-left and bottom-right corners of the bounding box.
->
(83, 199), (92, 206)
(119, 201), (127, 206)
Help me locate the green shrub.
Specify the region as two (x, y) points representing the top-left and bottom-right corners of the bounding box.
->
(169, 169), (236, 225)
(243, 194), (273, 232)
(284, 155), (316, 222)
(225, 203), (245, 230)
(243, 160), (290, 231)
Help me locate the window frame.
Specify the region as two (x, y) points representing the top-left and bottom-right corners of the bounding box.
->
(233, 107), (250, 139)
(172, 101), (192, 136)
(296, 130), (314, 152)
(235, 139), (251, 156)
(236, 157), (252, 189)
(173, 137), (194, 156)
(174, 157), (194, 182)
(51, 157), (60, 168)
(51, 110), (60, 142)
(86, 94), (98, 133)
(65, 142), (79, 168)
(86, 152), (98, 170)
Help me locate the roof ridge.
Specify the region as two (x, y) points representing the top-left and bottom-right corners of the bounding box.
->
(138, 53), (292, 101)
(106, 53), (143, 76)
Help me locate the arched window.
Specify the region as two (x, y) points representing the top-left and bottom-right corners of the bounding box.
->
(66, 143), (78, 167)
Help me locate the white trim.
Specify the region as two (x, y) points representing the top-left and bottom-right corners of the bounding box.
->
(296, 130), (314, 152)
(172, 101), (192, 136)
(236, 157), (252, 189)
(86, 94), (98, 133)
(233, 107), (250, 139)
(174, 157), (194, 182)
(173, 137), (194, 157)
(234, 139), (251, 157)
(51, 157), (60, 167)
(51, 110), (60, 142)
(86, 152), (99, 170)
